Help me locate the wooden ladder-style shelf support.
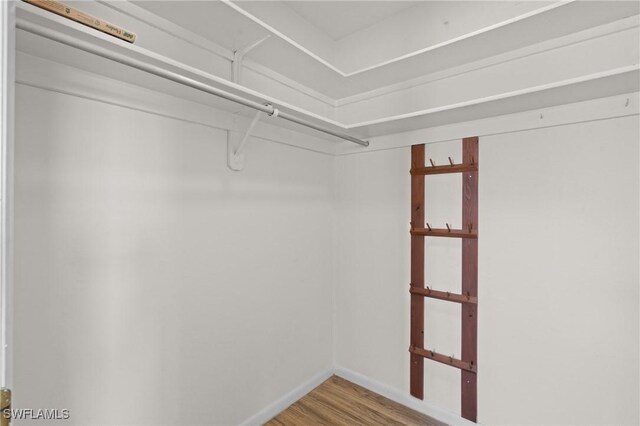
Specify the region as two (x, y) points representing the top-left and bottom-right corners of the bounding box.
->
(409, 137), (479, 422)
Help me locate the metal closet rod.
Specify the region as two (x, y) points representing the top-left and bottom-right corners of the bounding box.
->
(16, 19), (370, 147)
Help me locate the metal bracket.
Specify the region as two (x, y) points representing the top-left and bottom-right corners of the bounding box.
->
(228, 104), (280, 171)
(227, 109), (262, 171)
(231, 35), (270, 84)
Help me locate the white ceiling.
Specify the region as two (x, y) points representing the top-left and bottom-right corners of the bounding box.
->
(282, 1), (419, 41)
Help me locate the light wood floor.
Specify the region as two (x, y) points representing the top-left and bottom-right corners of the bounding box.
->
(266, 375), (446, 426)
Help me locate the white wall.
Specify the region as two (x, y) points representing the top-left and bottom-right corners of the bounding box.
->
(13, 73), (640, 425)
(13, 81), (334, 425)
(334, 115), (640, 425)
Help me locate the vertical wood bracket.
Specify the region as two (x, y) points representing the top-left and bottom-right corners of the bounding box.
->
(410, 144), (425, 399)
(461, 136), (479, 422)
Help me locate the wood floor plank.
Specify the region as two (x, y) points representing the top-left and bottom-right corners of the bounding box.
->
(312, 380), (406, 426)
(297, 397), (361, 426)
(277, 402), (332, 426)
(309, 388), (402, 426)
(265, 375), (445, 426)
(327, 377), (444, 426)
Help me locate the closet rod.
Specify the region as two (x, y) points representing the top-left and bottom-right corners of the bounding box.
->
(16, 19), (370, 147)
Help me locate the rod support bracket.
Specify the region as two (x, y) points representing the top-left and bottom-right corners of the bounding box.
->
(227, 131), (245, 171)
(231, 35), (271, 84)
(228, 109), (264, 171)
(268, 106), (280, 118)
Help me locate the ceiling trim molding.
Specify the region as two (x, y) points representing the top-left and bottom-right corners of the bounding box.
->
(336, 14), (640, 107)
(221, 0), (574, 78)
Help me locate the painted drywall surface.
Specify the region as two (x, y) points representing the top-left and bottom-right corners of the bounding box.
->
(334, 116), (640, 425)
(13, 83), (334, 425)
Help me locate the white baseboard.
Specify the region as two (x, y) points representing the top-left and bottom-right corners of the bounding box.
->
(240, 365), (478, 426)
(239, 367), (334, 425)
(334, 366), (478, 426)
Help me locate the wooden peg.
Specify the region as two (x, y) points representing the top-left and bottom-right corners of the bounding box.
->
(448, 157), (454, 166)
(468, 223), (473, 232)
(426, 223), (432, 231)
(429, 158), (436, 167)
(471, 155), (475, 165)
(446, 223), (451, 232)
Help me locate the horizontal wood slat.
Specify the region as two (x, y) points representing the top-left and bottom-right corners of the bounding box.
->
(410, 228), (478, 239)
(410, 286), (477, 304)
(409, 346), (476, 373)
(411, 164), (478, 175)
